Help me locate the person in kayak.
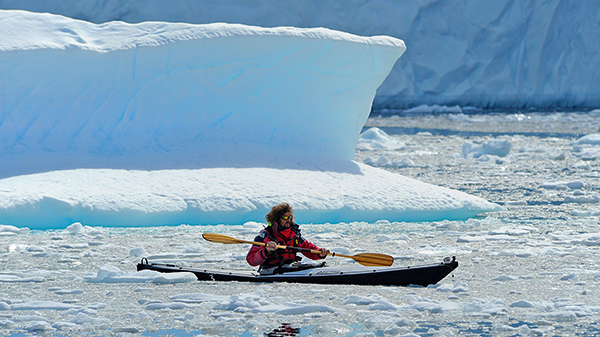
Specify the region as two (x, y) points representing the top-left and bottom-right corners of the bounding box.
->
(246, 203), (330, 274)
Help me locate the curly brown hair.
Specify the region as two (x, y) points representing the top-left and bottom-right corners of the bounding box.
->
(265, 203), (294, 225)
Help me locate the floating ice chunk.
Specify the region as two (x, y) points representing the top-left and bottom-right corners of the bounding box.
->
(572, 134), (600, 145)
(510, 300), (535, 308)
(230, 222), (264, 234)
(183, 313), (195, 321)
(181, 244), (209, 254)
(463, 298), (508, 315)
(59, 243), (89, 249)
(456, 235), (486, 243)
(171, 290), (268, 311)
(70, 312), (110, 326)
(311, 322), (353, 336)
(64, 222), (84, 235)
(0, 275), (45, 282)
(394, 317), (417, 327)
(489, 226), (532, 236)
(10, 301), (81, 311)
(344, 295), (383, 305)
(434, 282), (469, 293)
(376, 235), (393, 242)
(532, 311), (578, 322)
(364, 156), (392, 167)
(24, 321), (55, 332)
(112, 326), (143, 333)
(330, 247), (352, 255)
(369, 300), (401, 311)
(12, 315), (50, 323)
(0, 225), (29, 235)
(493, 323), (535, 335)
(404, 104), (462, 114)
(313, 233), (343, 241)
(53, 289), (84, 295)
(491, 275), (517, 281)
(564, 193), (600, 204)
(129, 247), (147, 257)
(361, 315), (397, 331)
(145, 302), (196, 310)
(409, 300), (444, 313)
(152, 273), (197, 284)
(252, 303), (337, 315)
(357, 128), (406, 151)
(571, 161), (592, 170)
(484, 234), (519, 241)
(560, 272), (579, 281)
(222, 294), (264, 310)
(462, 139), (512, 158)
(548, 232), (600, 246)
(363, 156), (416, 168)
(27, 245), (46, 252)
(497, 250), (533, 258)
(571, 143), (600, 160)
(127, 311), (153, 321)
(171, 293), (232, 304)
(7, 244), (28, 253)
(134, 287), (153, 293)
(541, 180), (589, 190)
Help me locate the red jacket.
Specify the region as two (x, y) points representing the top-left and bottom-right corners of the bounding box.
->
(246, 222), (324, 268)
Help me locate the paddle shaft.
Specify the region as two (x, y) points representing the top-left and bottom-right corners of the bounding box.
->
(231, 237), (325, 255)
(202, 232), (394, 266)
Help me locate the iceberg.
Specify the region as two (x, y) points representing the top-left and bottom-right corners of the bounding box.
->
(0, 10), (404, 177)
(2, 1), (599, 110)
(0, 11), (501, 228)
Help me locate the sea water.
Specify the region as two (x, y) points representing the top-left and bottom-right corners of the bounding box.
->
(2, 111), (600, 336)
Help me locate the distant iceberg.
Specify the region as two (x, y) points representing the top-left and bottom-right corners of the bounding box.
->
(2, 0), (599, 110)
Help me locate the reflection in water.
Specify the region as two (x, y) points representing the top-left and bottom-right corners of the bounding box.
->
(266, 323), (300, 337)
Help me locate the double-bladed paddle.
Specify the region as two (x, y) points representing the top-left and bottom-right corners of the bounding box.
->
(202, 232), (394, 267)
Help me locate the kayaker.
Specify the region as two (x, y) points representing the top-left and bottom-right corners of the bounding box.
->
(246, 203), (330, 274)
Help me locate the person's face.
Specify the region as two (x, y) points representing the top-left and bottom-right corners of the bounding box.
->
(279, 212), (293, 229)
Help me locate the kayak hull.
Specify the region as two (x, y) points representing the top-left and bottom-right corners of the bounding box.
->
(137, 256), (458, 286)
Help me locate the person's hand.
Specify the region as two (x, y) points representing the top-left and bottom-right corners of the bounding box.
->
(265, 241), (277, 252)
(318, 248), (330, 258)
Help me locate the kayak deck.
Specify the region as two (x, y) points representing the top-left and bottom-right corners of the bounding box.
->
(137, 256), (458, 286)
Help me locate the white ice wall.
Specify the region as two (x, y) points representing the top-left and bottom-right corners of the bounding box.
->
(1, 0), (598, 109)
(0, 11), (404, 178)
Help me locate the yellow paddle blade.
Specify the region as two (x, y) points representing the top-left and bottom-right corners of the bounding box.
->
(202, 232), (254, 245)
(347, 253), (394, 267)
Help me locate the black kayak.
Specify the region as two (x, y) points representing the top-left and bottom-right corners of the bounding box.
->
(137, 256), (458, 287)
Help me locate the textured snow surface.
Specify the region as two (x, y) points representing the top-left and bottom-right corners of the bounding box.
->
(0, 163), (501, 229)
(1, 0), (599, 109)
(0, 10), (404, 178)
